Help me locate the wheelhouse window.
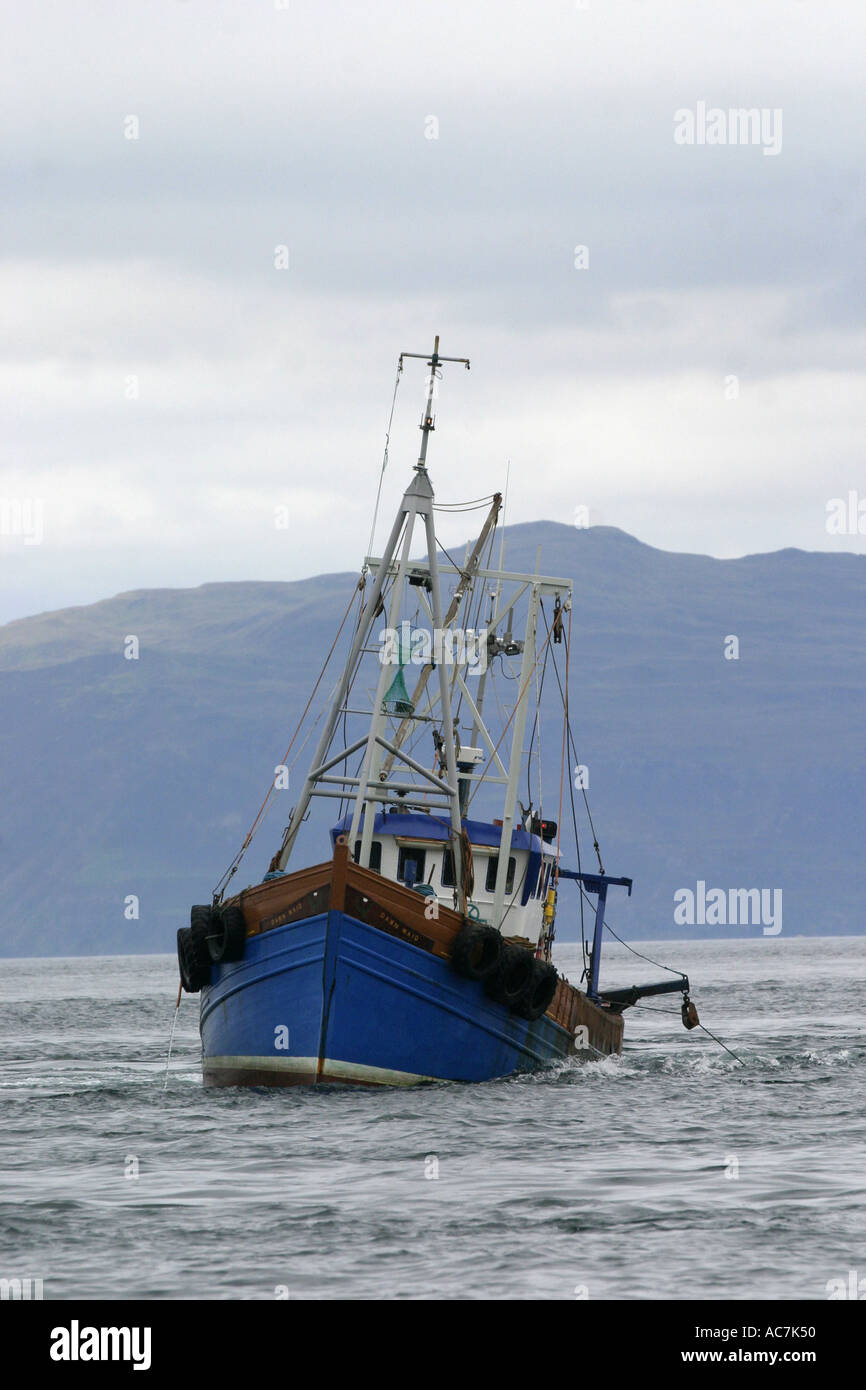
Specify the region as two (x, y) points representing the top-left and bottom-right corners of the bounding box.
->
(441, 847), (455, 887)
(353, 839), (382, 873)
(397, 846), (426, 887)
(484, 854), (515, 894)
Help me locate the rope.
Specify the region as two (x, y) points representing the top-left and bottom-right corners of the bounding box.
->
(460, 829), (474, 906)
(162, 982), (182, 1091)
(695, 1020), (745, 1065)
(631, 1003), (745, 1066)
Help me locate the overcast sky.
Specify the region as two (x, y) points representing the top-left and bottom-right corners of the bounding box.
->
(1, 1), (864, 623)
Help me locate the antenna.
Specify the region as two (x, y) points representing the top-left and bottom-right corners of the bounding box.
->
(399, 336), (470, 472)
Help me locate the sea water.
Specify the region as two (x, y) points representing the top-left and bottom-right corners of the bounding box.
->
(1, 937), (863, 1300)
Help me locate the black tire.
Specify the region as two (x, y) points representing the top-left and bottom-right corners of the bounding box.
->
(190, 904), (213, 943)
(177, 927), (210, 992)
(189, 905), (214, 970)
(484, 942), (536, 1007)
(514, 959), (559, 1020)
(207, 903), (247, 964)
(451, 921), (501, 981)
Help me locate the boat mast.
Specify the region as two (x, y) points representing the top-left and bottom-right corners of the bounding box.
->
(275, 338), (470, 894)
(378, 491), (501, 781)
(351, 337), (468, 881)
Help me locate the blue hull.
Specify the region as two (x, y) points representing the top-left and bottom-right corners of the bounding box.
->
(200, 906), (575, 1086)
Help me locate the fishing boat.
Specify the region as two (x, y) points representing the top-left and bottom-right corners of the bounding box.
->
(176, 338), (695, 1086)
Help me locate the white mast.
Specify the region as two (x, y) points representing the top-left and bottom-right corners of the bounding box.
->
(275, 340), (573, 940)
(277, 338), (470, 896)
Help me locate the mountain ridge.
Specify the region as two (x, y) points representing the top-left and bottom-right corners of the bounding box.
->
(1, 521), (863, 956)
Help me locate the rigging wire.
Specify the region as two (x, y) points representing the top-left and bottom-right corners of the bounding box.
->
(539, 613), (586, 967)
(432, 502), (498, 514)
(212, 576), (364, 899)
(535, 641), (544, 820)
(218, 374), (412, 895)
(432, 494), (498, 511)
(541, 606), (693, 990)
(551, 602), (571, 952)
(693, 1020), (745, 1066)
(587, 907), (689, 980)
(292, 563), (395, 792)
(435, 536), (464, 574)
(525, 635), (550, 807)
(364, 359), (403, 568)
(539, 604), (604, 875)
(631, 1003), (745, 1066)
(572, 887), (743, 1065)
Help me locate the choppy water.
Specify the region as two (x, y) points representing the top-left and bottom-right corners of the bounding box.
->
(1, 938), (863, 1300)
